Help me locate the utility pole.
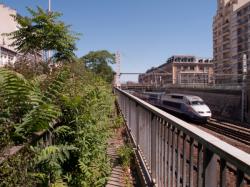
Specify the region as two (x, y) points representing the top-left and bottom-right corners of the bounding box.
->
(48, 0), (51, 62)
(49, 0), (51, 12)
(241, 54), (247, 122)
(115, 51), (121, 88)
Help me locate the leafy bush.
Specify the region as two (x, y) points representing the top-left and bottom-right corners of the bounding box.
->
(112, 115), (124, 129)
(117, 145), (133, 170)
(0, 62), (115, 186)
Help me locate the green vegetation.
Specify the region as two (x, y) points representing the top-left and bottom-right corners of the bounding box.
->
(0, 62), (116, 186)
(81, 50), (116, 83)
(117, 144), (133, 187)
(117, 145), (133, 170)
(111, 115), (124, 129)
(4, 7), (78, 62)
(0, 5), (120, 187)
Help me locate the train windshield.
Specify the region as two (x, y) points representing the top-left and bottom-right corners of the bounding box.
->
(191, 100), (205, 105)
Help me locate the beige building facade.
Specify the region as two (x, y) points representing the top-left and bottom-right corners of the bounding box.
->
(213, 0), (250, 75)
(0, 4), (18, 66)
(139, 55), (214, 86)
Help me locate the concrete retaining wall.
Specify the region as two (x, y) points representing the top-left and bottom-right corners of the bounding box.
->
(246, 86), (250, 123)
(166, 88), (244, 122)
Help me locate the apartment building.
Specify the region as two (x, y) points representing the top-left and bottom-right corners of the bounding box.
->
(213, 0), (250, 75)
(138, 55), (214, 86)
(0, 4), (18, 66)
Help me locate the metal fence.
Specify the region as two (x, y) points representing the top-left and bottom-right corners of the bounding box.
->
(115, 87), (250, 187)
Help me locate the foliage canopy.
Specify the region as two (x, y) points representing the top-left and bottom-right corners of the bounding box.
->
(5, 7), (78, 62)
(0, 62), (117, 186)
(81, 50), (115, 83)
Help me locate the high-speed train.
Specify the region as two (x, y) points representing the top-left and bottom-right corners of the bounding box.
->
(136, 92), (212, 121)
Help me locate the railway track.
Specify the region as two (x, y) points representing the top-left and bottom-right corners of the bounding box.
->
(200, 118), (250, 145)
(137, 96), (250, 145)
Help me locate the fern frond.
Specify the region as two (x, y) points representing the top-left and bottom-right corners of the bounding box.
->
(51, 179), (68, 187)
(43, 69), (70, 103)
(54, 125), (73, 137)
(36, 145), (78, 165)
(15, 103), (62, 134)
(0, 68), (43, 120)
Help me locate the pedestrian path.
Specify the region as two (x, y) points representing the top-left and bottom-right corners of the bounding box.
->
(106, 130), (127, 187)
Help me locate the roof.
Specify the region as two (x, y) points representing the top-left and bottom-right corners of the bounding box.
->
(167, 93), (203, 100)
(0, 3), (16, 12)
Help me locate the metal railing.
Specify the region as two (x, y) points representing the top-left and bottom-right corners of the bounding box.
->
(115, 87), (250, 187)
(166, 83), (242, 90)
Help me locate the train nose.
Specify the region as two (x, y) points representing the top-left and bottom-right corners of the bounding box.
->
(206, 110), (212, 117)
(192, 105), (212, 117)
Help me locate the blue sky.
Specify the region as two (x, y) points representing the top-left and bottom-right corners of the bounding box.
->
(2, 0), (217, 82)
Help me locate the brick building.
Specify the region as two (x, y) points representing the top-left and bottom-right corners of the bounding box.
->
(0, 4), (18, 66)
(0, 3), (43, 67)
(139, 55), (214, 86)
(213, 0), (250, 75)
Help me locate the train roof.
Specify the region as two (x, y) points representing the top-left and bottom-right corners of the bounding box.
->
(167, 93), (203, 101)
(143, 92), (165, 95)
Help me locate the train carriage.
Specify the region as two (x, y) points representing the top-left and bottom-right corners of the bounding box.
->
(143, 92), (212, 121)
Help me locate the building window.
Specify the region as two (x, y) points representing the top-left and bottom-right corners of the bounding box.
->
(237, 10), (241, 17)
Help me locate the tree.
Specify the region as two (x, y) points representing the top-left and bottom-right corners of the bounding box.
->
(81, 50), (115, 83)
(4, 7), (78, 62)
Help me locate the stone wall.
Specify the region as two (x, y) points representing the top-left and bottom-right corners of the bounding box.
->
(166, 88), (243, 122)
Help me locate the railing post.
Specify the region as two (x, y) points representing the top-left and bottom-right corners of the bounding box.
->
(236, 169), (244, 187)
(151, 113), (156, 181)
(189, 138), (194, 187)
(219, 158), (226, 187)
(172, 126), (176, 187)
(176, 130), (181, 187)
(182, 133), (187, 187)
(136, 103), (140, 146)
(197, 143), (203, 187)
(129, 99), (131, 128)
(168, 124), (172, 187)
(163, 122), (168, 187)
(203, 148), (217, 187)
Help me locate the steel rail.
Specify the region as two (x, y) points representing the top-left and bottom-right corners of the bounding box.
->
(201, 120), (250, 145)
